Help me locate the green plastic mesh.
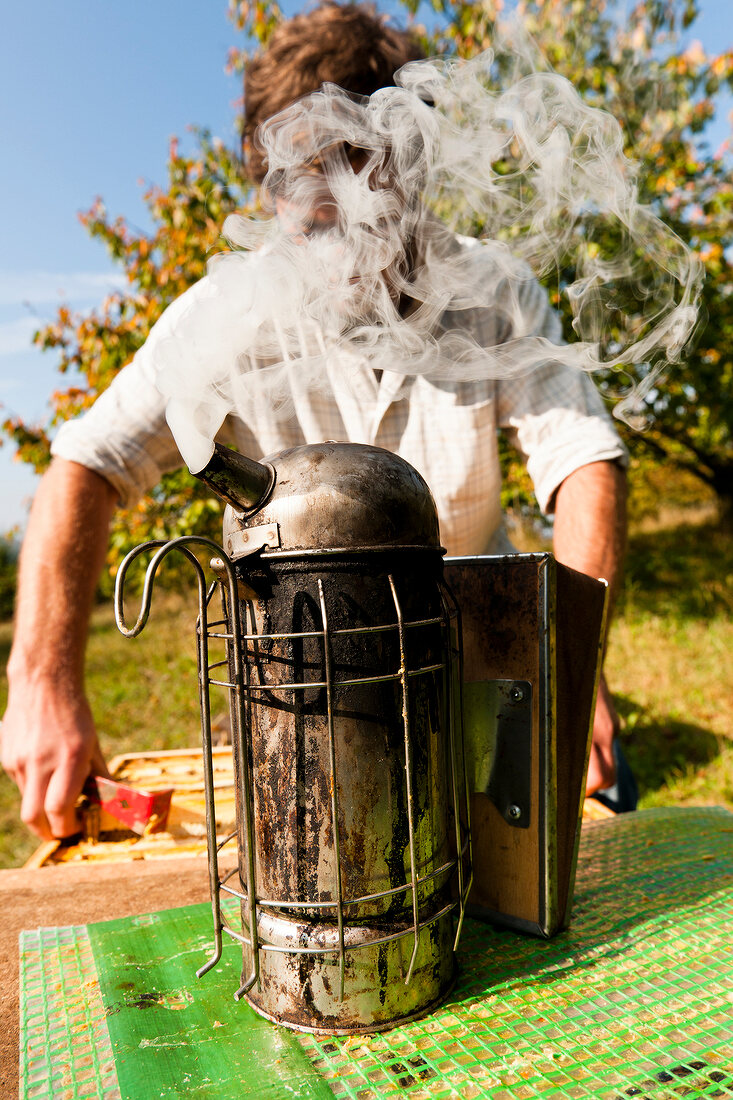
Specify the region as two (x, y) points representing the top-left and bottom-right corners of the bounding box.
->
(18, 807), (733, 1100)
(296, 807), (733, 1099)
(87, 906), (334, 1100)
(19, 925), (120, 1100)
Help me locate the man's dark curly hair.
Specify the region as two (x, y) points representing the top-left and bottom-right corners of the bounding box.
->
(243, 2), (425, 182)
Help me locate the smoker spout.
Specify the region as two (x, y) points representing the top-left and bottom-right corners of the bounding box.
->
(194, 442), (275, 513)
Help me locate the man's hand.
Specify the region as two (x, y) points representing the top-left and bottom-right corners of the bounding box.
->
(1, 685), (109, 839)
(586, 675), (618, 794)
(3, 458), (117, 839)
(552, 459), (627, 797)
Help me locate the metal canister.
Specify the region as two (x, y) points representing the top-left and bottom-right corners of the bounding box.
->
(119, 440), (471, 1034)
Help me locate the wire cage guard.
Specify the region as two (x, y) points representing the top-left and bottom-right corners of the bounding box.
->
(116, 535), (472, 1035)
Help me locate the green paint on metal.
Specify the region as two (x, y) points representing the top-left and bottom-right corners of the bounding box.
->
(87, 905), (334, 1100)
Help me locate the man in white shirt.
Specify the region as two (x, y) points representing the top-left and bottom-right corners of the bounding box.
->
(2, 2), (631, 842)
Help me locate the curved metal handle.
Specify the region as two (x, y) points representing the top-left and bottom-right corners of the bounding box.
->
(114, 535), (261, 995)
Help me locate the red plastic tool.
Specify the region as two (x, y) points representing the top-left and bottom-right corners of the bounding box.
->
(90, 776), (173, 835)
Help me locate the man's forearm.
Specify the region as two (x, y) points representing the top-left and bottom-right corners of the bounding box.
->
(3, 458), (118, 837)
(552, 460), (627, 794)
(8, 459), (118, 686)
(552, 460), (627, 611)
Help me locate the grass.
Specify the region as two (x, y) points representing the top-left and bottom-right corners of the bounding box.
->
(0, 591), (205, 868)
(607, 520), (733, 810)
(1, 518), (731, 868)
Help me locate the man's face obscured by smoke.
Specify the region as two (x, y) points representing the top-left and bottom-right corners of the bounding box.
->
(259, 87), (433, 316)
(152, 44), (702, 475)
(272, 142), (370, 238)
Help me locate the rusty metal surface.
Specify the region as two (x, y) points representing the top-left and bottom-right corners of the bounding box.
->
(222, 550), (467, 1032)
(443, 555), (551, 934)
(221, 442), (442, 557)
(443, 554), (607, 940)
(235, 555), (451, 916)
(114, 443), (472, 1035)
(196, 440), (275, 512)
(445, 554), (548, 684)
(243, 907), (457, 1034)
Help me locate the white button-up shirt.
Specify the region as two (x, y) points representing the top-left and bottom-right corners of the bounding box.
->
(52, 238), (626, 556)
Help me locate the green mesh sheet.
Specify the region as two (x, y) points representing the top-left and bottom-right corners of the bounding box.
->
(19, 925), (120, 1100)
(19, 807), (733, 1100)
(20, 906), (333, 1100)
(297, 807), (733, 1099)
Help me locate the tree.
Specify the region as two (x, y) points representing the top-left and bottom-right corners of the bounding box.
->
(3, 134), (254, 579)
(4, 0), (732, 571)
(419, 0), (733, 513)
(0, 538), (18, 621)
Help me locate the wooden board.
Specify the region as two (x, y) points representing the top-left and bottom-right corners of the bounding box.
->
(25, 747), (237, 868)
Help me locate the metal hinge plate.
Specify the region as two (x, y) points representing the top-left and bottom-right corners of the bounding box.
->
(225, 522), (281, 560)
(463, 679), (533, 828)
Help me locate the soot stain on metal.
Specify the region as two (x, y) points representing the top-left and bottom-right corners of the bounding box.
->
(222, 539), (463, 1030)
(377, 943), (389, 1005)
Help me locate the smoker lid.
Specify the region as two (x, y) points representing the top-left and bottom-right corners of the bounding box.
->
(222, 441), (442, 557)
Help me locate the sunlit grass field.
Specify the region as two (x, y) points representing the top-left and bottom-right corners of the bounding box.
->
(1, 517), (731, 869)
(606, 521), (733, 811)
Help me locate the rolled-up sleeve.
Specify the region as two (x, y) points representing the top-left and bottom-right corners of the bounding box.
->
(496, 278), (628, 514)
(51, 359), (181, 507)
(50, 283), (208, 507)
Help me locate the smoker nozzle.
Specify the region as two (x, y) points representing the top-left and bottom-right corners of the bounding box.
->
(195, 442), (275, 514)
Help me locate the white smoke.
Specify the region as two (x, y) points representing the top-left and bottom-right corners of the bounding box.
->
(153, 19), (704, 474)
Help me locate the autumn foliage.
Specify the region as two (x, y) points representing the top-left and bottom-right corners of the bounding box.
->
(4, 0), (732, 575)
(3, 134), (255, 573)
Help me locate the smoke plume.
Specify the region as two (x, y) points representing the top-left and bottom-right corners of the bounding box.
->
(153, 20), (703, 475)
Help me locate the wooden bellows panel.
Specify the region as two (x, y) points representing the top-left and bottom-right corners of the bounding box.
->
(445, 554), (607, 937)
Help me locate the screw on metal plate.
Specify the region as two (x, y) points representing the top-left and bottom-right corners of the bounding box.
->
(226, 522), (281, 560)
(482, 682), (528, 827)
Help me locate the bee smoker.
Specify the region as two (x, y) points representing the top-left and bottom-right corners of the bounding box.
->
(116, 440), (471, 1034)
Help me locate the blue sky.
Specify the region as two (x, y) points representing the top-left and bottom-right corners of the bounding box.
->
(1, 0), (731, 533)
